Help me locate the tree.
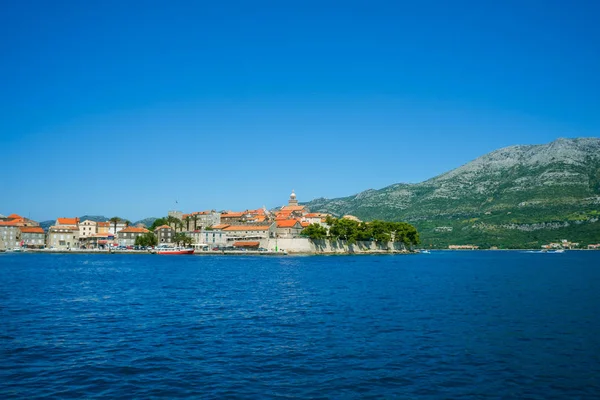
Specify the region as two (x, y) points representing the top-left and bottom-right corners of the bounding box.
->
(149, 218), (167, 231)
(109, 217), (120, 235)
(192, 214), (199, 231)
(370, 220), (392, 243)
(166, 215), (179, 231)
(135, 232), (158, 247)
(329, 218), (359, 243)
(124, 220), (131, 228)
(325, 215), (336, 226)
(184, 216), (191, 232)
(173, 232), (192, 247)
(301, 223), (328, 240)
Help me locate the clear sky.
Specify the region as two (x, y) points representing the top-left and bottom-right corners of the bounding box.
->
(1, 0), (599, 222)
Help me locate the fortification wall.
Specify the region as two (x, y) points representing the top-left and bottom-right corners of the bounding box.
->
(264, 238), (408, 254)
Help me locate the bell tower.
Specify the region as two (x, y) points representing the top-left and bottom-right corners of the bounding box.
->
(288, 190), (298, 206)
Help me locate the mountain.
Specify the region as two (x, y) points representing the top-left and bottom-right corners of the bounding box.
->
(304, 138), (600, 248)
(134, 217), (159, 227)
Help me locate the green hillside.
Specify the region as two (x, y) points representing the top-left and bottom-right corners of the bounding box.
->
(305, 138), (600, 249)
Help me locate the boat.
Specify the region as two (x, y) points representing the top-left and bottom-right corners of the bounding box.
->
(421, 250), (431, 254)
(549, 249), (565, 253)
(156, 247), (195, 255)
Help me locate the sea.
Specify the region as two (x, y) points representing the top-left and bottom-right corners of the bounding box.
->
(1, 251), (599, 399)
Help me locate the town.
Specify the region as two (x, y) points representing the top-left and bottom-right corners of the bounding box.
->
(0, 191), (374, 254)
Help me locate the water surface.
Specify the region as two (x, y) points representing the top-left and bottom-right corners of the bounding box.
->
(1, 251), (599, 398)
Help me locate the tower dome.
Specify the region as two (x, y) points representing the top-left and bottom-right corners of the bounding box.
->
(288, 190), (299, 206)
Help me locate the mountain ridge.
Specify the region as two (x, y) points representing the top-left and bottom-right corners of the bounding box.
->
(304, 137), (600, 248)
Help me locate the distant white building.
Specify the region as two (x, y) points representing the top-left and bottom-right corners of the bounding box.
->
(191, 227), (228, 247)
(79, 220), (97, 239)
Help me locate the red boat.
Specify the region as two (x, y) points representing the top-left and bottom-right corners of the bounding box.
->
(156, 247), (195, 255)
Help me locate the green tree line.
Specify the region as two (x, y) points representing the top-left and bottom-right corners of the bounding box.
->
(302, 217), (420, 245)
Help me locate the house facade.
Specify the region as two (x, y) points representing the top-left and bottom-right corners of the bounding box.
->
(20, 226), (45, 248)
(0, 214), (42, 249)
(97, 222), (110, 234)
(0, 221), (21, 250)
(275, 220), (304, 238)
(79, 220), (97, 239)
(47, 225), (80, 250)
(154, 225), (175, 244)
(222, 224), (276, 243)
(118, 227), (150, 247)
(191, 228), (228, 247)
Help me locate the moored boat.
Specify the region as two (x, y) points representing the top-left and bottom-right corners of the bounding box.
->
(156, 247), (195, 255)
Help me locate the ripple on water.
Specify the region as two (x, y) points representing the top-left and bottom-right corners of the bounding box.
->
(1, 252), (600, 398)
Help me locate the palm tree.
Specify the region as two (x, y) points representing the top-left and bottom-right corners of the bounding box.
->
(124, 220), (131, 228)
(192, 214), (199, 231)
(184, 216), (191, 232)
(109, 217), (120, 235)
(166, 215), (178, 230)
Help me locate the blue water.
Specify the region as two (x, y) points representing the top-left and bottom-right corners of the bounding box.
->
(1, 251), (599, 398)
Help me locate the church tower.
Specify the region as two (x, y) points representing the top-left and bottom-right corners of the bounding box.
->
(288, 190), (299, 206)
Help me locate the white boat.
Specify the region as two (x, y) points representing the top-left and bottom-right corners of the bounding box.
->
(421, 250), (431, 254)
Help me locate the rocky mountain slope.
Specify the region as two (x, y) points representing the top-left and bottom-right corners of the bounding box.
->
(305, 138), (600, 248)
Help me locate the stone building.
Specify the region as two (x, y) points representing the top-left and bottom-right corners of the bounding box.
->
(275, 220), (304, 238)
(154, 225), (175, 244)
(47, 225), (80, 250)
(0, 221), (21, 250)
(19, 226), (45, 248)
(118, 227), (150, 247)
(182, 210), (221, 231)
(222, 224), (276, 243)
(191, 227), (228, 248)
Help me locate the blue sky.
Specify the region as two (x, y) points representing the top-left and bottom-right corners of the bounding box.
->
(1, 0), (599, 221)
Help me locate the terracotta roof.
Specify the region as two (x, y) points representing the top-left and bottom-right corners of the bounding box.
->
(154, 225), (173, 230)
(280, 206), (305, 212)
(19, 226), (44, 234)
(93, 233), (114, 237)
(233, 241), (260, 247)
(119, 227), (150, 234)
(221, 212), (245, 218)
(97, 222), (110, 227)
(211, 224), (230, 230)
(276, 220), (301, 228)
(301, 222), (310, 227)
(223, 225), (270, 231)
(7, 213), (23, 219)
(0, 220), (22, 226)
(57, 217), (79, 225)
(245, 208), (265, 215)
(304, 213), (327, 218)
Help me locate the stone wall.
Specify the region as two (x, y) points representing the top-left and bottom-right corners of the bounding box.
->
(264, 237), (409, 254)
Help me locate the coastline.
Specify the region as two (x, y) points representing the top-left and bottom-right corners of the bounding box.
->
(3, 248), (418, 256)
